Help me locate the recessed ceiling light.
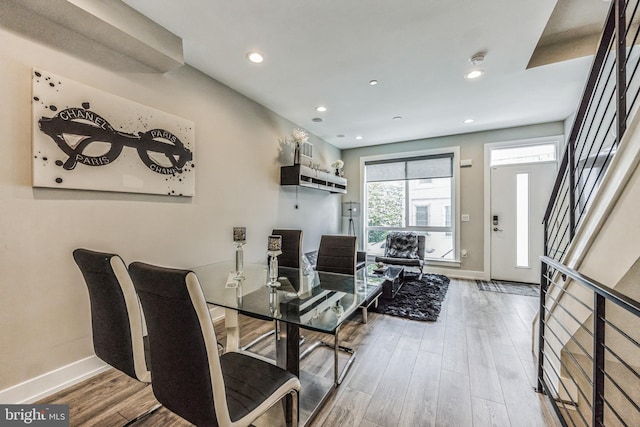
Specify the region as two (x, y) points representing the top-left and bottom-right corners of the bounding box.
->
(464, 118), (474, 124)
(393, 116), (403, 120)
(336, 134), (345, 138)
(355, 135), (363, 140)
(246, 51), (264, 63)
(464, 69), (484, 79)
(312, 117), (323, 122)
(369, 80), (378, 86)
(316, 106), (327, 112)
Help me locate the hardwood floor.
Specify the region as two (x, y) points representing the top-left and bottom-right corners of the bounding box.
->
(37, 278), (561, 426)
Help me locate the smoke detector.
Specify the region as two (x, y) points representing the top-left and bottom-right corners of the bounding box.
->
(470, 53), (485, 65)
(465, 52), (486, 79)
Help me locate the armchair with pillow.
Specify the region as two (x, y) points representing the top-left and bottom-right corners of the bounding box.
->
(374, 231), (425, 279)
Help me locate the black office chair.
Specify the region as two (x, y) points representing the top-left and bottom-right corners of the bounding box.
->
(129, 261), (301, 427)
(300, 235), (358, 385)
(72, 248), (161, 426)
(241, 229), (304, 353)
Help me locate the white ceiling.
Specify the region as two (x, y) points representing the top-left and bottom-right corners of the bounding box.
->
(122, 0), (609, 149)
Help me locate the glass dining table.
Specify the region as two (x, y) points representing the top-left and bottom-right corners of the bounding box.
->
(191, 260), (383, 426)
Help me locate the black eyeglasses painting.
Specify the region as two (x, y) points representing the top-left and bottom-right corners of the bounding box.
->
(38, 107), (193, 175)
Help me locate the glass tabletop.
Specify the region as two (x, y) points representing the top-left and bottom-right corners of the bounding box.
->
(192, 261), (384, 334)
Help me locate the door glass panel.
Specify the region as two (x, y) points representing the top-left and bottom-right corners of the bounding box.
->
(516, 173), (529, 267)
(491, 143), (556, 166)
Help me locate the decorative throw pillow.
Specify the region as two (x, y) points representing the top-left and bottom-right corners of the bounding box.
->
(385, 231), (420, 259)
(303, 250), (318, 271)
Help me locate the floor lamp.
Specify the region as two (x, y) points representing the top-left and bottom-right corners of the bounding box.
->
(342, 201), (361, 236)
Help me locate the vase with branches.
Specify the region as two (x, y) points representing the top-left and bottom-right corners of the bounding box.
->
(289, 128), (308, 165)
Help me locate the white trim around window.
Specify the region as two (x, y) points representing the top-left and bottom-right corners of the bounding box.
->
(360, 146), (461, 266)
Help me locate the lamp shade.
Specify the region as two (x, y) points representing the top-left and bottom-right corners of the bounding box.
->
(342, 201), (361, 218)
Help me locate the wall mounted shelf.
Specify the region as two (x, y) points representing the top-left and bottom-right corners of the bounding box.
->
(280, 165), (347, 194)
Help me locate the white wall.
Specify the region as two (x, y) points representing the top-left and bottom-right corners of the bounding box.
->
(0, 20), (341, 393)
(341, 122), (565, 276)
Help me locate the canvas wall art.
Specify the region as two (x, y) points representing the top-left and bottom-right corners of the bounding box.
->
(32, 68), (195, 196)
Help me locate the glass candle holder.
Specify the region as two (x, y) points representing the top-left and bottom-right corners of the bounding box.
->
(269, 287), (280, 318)
(267, 235), (282, 288)
(233, 227), (246, 243)
(233, 227), (246, 281)
(268, 235), (282, 252)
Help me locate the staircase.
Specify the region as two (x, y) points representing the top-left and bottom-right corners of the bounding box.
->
(536, 0), (640, 425)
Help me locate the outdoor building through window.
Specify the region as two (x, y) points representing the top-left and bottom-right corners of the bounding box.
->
(365, 153), (455, 260)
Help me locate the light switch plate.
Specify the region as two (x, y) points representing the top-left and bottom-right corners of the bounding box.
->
(461, 214), (470, 222)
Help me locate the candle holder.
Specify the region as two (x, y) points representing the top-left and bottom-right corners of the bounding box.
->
(269, 286), (280, 318)
(233, 227), (246, 281)
(267, 235), (282, 288)
(232, 227), (246, 305)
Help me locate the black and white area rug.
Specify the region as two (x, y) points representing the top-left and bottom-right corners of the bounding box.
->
(476, 280), (540, 297)
(374, 273), (450, 322)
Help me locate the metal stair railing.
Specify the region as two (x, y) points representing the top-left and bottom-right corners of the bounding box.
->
(538, 256), (640, 427)
(543, 0), (640, 263)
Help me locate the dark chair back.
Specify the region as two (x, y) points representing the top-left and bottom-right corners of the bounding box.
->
(272, 229), (303, 268)
(129, 262), (220, 427)
(315, 235), (357, 275)
(72, 248), (150, 383)
(384, 232), (426, 260)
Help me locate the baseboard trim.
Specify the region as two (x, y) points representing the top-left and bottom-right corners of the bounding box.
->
(424, 266), (488, 281)
(209, 306), (225, 322)
(0, 356), (108, 404)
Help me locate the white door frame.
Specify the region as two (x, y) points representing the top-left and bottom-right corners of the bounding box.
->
(483, 135), (563, 281)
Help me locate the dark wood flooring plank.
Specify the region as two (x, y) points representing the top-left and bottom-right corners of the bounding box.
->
(135, 407), (190, 426)
(115, 383), (159, 421)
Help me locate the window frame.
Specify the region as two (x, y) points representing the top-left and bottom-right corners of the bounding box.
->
(360, 146), (461, 265)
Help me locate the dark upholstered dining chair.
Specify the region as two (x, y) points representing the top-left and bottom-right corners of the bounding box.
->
(300, 235), (358, 385)
(315, 235), (357, 275)
(72, 248), (161, 426)
(272, 229), (303, 270)
(129, 261), (301, 427)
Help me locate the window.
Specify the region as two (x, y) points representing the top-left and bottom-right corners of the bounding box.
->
(415, 205), (430, 226)
(365, 153), (455, 260)
(444, 206), (451, 227)
(490, 143), (556, 166)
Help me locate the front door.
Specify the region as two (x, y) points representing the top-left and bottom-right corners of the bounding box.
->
(490, 162), (556, 283)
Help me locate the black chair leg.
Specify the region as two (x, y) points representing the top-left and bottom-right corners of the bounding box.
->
(122, 398), (162, 426)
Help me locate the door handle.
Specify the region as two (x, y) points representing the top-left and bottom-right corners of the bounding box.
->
(493, 227), (503, 232)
